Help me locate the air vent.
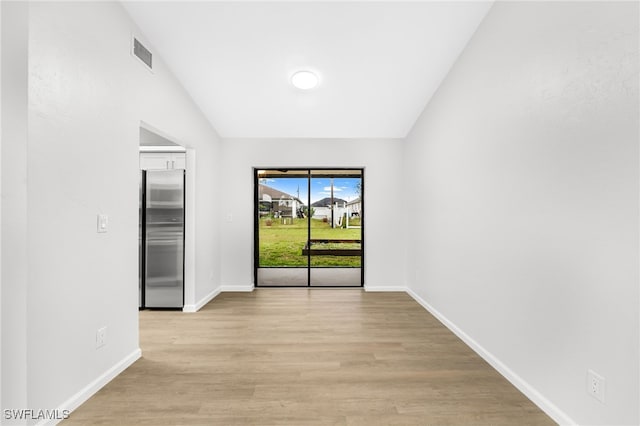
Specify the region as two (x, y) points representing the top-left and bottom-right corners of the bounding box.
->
(133, 38), (152, 70)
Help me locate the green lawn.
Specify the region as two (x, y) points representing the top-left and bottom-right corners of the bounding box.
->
(259, 217), (361, 267)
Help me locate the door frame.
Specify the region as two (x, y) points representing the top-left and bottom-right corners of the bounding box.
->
(253, 167), (365, 288)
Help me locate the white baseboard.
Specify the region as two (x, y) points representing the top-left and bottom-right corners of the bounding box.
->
(183, 286), (221, 312)
(405, 288), (576, 426)
(44, 348), (141, 426)
(221, 284), (254, 292)
(183, 285), (254, 312)
(364, 285), (408, 292)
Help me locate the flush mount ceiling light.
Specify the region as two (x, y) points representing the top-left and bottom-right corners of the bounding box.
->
(291, 70), (319, 90)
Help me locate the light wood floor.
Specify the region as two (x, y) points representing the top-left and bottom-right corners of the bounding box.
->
(64, 289), (555, 425)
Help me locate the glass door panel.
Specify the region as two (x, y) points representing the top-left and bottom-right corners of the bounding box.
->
(309, 170), (362, 286)
(256, 170), (309, 286)
(255, 168), (363, 287)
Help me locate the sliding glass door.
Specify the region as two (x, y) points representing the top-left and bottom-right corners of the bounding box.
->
(309, 170), (362, 286)
(255, 169), (309, 286)
(255, 168), (363, 287)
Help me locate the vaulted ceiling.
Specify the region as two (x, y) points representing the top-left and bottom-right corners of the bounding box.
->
(123, 1), (493, 139)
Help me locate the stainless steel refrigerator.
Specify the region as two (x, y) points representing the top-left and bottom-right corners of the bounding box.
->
(139, 169), (185, 309)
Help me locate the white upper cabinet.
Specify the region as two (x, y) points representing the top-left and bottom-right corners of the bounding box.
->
(140, 152), (186, 170)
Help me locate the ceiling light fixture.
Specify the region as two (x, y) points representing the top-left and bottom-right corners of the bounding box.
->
(291, 70), (319, 90)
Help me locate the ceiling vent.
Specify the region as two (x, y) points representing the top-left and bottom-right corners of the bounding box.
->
(133, 37), (153, 70)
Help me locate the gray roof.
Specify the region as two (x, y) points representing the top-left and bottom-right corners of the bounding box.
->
(258, 184), (304, 205)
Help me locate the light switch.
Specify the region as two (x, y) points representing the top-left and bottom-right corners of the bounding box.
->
(97, 214), (108, 233)
(226, 213), (233, 222)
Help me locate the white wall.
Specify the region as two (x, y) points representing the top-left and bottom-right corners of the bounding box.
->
(1, 1), (28, 415)
(403, 2), (638, 425)
(0, 0), (3, 411)
(219, 138), (404, 290)
(0, 1), (222, 420)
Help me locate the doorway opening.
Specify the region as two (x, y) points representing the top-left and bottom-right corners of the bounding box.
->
(254, 168), (364, 287)
(139, 126), (187, 309)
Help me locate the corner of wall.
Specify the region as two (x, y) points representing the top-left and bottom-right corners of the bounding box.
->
(405, 288), (576, 425)
(1, 0), (29, 412)
(41, 349), (141, 426)
(183, 286), (221, 313)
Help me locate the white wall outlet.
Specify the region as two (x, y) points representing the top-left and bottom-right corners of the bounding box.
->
(97, 214), (108, 233)
(96, 326), (107, 349)
(587, 369), (605, 403)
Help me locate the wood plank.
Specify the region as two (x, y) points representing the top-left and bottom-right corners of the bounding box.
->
(63, 289), (555, 425)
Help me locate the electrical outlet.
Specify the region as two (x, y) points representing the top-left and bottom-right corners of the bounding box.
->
(96, 327), (107, 349)
(587, 369), (605, 403)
